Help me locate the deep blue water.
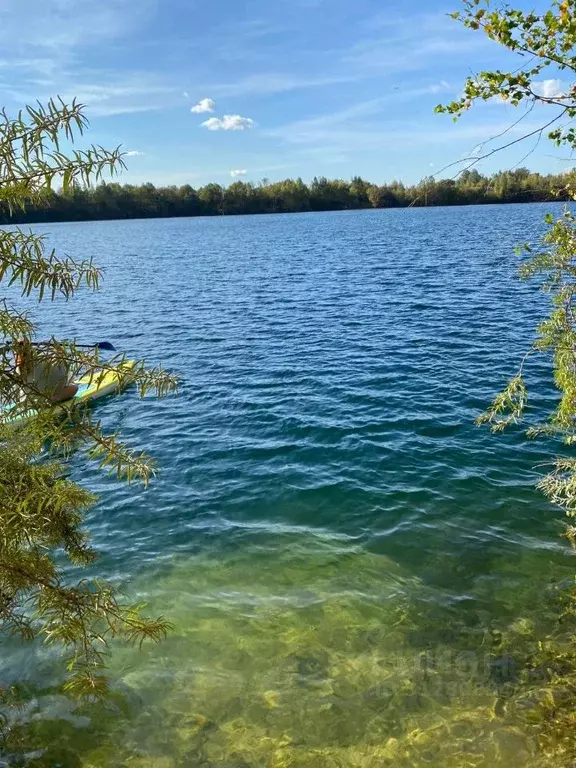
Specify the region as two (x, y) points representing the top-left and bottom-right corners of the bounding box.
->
(4, 204), (575, 766)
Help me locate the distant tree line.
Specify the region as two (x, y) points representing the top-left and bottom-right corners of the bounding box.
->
(3, 168), (574, 224)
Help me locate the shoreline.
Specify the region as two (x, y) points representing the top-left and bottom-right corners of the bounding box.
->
(2, 196), (572, 227)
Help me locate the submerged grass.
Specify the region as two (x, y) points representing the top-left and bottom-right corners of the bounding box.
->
(4, 533), (576, 767)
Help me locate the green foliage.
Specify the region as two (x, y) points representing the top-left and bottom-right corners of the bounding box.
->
(12, 540), (576, 767)
(0, 100), (177, 712)
(0, 168), (574, 222)
(475, 201), (576, 520)
(476, 376), (528, 431)
(442, 3), (576, 512)
(437, 0), (576, 145)
(0, 98), (125, 213)
(441, 5), (576, 759)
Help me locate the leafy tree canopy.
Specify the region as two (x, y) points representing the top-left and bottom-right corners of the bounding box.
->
(440, 4), (576, 518)
(0, 99), (177, 704)
(1, 168), (575, 223)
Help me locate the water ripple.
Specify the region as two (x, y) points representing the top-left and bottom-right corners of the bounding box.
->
(6, 204), (576, 764)
(7, 204), (565, 572)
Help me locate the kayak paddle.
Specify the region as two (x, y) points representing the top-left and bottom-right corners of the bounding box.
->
(75, 342), (116, 351)
(33, 341), (117, 351)
(0, 341), (116, 353)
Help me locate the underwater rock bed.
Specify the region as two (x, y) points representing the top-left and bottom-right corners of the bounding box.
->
(4, 538), (576, 767)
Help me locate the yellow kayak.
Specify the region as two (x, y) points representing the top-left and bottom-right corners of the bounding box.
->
(1, 361), (136, 429)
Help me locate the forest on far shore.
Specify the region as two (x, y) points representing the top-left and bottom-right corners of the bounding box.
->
(4, 167), (574, 224)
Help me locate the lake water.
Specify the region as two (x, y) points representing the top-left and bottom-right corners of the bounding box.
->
(4, 204), (576, 766)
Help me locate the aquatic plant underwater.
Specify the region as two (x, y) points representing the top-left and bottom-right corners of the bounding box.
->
(5, 531), (576, 768)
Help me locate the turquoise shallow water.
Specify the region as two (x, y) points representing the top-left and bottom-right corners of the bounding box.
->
(3, 204), (576, 766)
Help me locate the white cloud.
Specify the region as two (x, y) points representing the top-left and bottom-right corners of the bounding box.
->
(344, 12), (488, 74)
(0, 0), (150, 54)
(230, 169), (247, 177)
(182, 90), (190, 99)
(201, 114), (256, 131)
(533, 79), (566, 99)
(0, 2), (183, 118)
(428, 80), (451, 94)
(5, 72), (182, 117)
(203, 14), (486, 101)
(268, 102), (552, 155)
(125, 150), (144, 156)
(191, 97), (216, 114)
(209, 72), (355, 98)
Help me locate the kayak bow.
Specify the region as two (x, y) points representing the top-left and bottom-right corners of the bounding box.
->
(0, 360), (136, 429)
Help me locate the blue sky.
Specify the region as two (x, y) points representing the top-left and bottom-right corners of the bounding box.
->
(1, 0), (571, 186)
